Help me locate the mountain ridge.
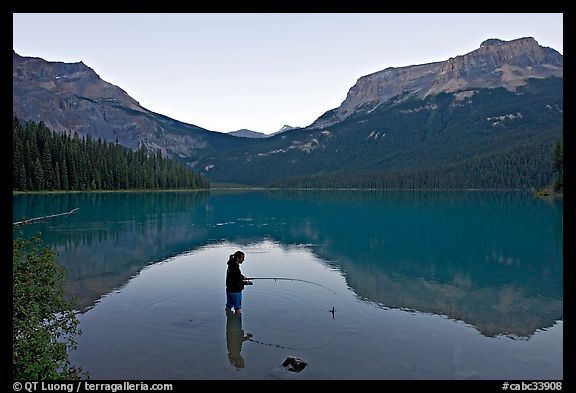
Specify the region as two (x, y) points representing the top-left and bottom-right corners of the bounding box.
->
(309, 37), (562, 129)
(228, 129), (268, 138)
(13, 51), (250, 160)
(13, 37), (563, 188)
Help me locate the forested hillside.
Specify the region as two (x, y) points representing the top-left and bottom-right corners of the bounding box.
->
(203, 78), (562, 188)
(12, 118), (209, 191)
(273, 141), (557, 189)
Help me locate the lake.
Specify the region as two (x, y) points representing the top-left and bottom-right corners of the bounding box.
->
(12, 190), (563, 380)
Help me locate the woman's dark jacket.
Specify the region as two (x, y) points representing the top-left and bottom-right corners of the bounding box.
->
(226, 261), (246, 292)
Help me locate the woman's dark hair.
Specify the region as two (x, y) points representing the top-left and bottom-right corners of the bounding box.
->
(228, 251), (245, 262)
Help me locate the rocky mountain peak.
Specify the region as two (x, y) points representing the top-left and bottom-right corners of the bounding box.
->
(309, 37), (562, 129)
(470, 37), (558, 68)
(14, 52), (96, 81)
(13, 51), (228, 156)
(480, 38), (505, 47)
(13, 51), (139, 107)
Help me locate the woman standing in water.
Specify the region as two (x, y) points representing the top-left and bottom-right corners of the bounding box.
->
(225, 251), (252, 315)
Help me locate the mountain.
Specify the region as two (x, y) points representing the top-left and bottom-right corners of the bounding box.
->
(309, 37), (562, 129)
(12, 51), (249, 161)
(278, 124), (295, 132)
(228, 125), (298, 138)
(190, 37), (562, 187)
(277, 124), (297, 133)
(264, 124), (299, 137)
(13, 38), (563, 188)
(228, 129), (268, 138)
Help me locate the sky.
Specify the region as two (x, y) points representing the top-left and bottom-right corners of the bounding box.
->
(13, 13), (563, 134)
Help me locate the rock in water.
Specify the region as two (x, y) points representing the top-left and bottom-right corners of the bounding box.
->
(282, 356), (307, 373)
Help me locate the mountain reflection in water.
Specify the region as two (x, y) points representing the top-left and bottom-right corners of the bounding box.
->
(13, 190), (562, 337)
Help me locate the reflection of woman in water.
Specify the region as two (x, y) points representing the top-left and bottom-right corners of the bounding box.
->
(226, 309), (252, 369)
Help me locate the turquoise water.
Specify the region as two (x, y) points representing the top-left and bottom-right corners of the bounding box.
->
(13, 190), (563, 379)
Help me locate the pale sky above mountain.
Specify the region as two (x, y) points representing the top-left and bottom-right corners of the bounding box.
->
(13, 13), (563, 134)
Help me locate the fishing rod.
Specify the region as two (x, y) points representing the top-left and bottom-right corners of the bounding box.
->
(246, 277), (336, 294)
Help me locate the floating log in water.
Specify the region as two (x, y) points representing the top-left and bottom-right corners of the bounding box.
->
(13, 208), (79, 226)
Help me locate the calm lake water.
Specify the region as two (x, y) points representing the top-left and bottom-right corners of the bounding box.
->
(13, 190), (563, 380)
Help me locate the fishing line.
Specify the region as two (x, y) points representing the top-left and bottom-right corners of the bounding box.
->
(248, 277), (337, 295)
(247, 330), (339, 351)
(243, 277), (342, 351)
